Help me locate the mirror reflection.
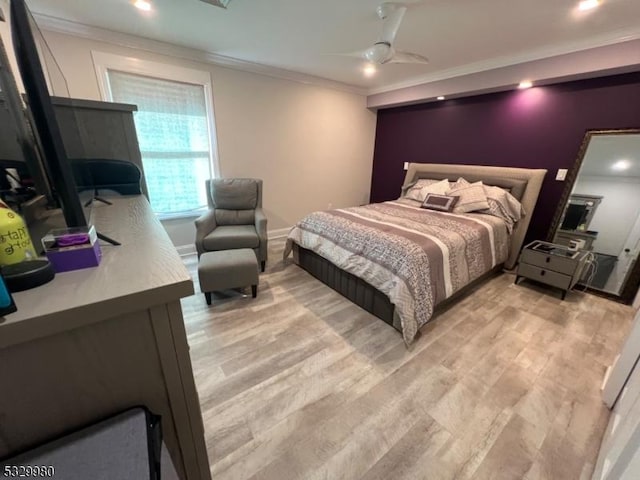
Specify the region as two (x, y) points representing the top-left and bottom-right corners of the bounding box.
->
(553, 131), (640, 296)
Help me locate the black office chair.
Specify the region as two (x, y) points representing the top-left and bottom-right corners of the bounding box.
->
(70, 158), (142, 206)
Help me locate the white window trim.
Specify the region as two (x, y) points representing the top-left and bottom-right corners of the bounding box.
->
(91, 51), (220, 218)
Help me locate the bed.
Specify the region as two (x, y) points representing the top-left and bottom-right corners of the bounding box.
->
(284, 163), (547, 344)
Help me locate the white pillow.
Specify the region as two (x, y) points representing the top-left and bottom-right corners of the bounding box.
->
(404, 179), (438, 200)
(447, 181), (490, 213)
(405, 178), (450, 202)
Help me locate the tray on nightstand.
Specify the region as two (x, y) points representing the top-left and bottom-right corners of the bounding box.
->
(515, 240), (590, 300)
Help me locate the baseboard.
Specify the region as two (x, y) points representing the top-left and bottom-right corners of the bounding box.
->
(268, 227), (291, 240)
(176, 244), (197, 257)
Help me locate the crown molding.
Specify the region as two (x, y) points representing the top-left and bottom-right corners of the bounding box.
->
(33, 12), (640, 99)
(33, 13), (368, 96)
(367, 26), (640, 96)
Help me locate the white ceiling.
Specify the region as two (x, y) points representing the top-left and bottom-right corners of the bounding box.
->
(580, 134), (640, 178)
(26, 0), (640, 94)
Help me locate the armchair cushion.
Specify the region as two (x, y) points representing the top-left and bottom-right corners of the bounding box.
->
(202, 225), (260, 251)
(211, 179), (258, 210)
(215, 208), (255, 226)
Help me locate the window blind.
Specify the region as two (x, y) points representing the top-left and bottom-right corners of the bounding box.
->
(108, 70), (213, 215)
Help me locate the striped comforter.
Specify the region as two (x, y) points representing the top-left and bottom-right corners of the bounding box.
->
(284, 198), (510, 344)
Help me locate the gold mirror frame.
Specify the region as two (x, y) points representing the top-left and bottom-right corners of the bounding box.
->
(546, 128), (640, 303)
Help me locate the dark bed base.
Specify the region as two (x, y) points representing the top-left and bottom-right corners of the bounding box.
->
(295, 244), (396, 327)
(294, 244), (503, 333)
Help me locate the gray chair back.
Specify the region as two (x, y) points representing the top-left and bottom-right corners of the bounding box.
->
(205, 178), (263, 226)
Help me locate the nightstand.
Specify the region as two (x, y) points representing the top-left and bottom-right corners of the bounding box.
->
(515, 240), (590, 300)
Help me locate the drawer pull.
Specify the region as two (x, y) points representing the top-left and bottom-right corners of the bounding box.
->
(540, 270), (546, 276)
(545, 257), (551, 263)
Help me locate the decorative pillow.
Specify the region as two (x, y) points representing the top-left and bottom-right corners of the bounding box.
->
(447, 181), (490, 213)
(479, 185), (525, 233)
(405, 178), (450, 202)
(404, 179), (440, 201)
(449, 177), (470, 189)
(421, 194), (458, 212)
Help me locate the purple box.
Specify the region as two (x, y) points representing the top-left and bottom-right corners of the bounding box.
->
(42, 226), (102, 273)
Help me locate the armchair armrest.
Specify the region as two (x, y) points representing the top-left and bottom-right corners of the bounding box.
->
(195, 209), (217, 255)
(255, 207), (268, 269)
(255, 207), (267, 238)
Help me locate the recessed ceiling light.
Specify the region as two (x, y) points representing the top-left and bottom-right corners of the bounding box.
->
(133, 0), (152, 11)
(363, 64), (377, 77)
(518, 80), (533, 89)
(612, 159), (631, 171)
(437, 96), (445, 100)
(578, 0), (600, 11)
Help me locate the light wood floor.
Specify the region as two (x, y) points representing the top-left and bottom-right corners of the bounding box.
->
(181, 239), (635, 480)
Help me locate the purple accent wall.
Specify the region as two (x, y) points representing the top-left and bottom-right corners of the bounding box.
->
(370, 72), (640, 243)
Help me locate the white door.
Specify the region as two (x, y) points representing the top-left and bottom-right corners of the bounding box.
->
(605, 212), (640, 294)
(602, 309), (640, 408)
(593, 356), (640, 479)
(620, 214), (640, 282)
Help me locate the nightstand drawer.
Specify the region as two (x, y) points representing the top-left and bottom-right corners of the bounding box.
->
(517, 263), (572, 290)
(520, 249), (578, 276)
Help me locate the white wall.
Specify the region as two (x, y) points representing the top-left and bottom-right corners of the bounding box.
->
(573, 176), (640, 256)
(37, 29), (377, 248)
(0, 0), (24, 92)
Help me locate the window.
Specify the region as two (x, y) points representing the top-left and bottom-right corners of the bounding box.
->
(93, 53), (218, 217)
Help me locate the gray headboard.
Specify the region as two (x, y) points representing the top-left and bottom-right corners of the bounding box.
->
(402, 163), (547, 269)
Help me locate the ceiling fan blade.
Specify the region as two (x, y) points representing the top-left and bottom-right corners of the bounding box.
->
(324, 49), (369, 60)
(379, 3), (407, 44)
(326, 43), (392, 64)
(386, 50), (429, 64)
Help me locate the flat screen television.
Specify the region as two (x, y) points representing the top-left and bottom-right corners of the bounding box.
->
(9, 0), (87, 229)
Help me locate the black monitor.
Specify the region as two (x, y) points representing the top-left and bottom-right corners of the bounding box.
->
(10, 0), (86, 228)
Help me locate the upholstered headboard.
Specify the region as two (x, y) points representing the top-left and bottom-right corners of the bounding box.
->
(401, 163), (547, 269)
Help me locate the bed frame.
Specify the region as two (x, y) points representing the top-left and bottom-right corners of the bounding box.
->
(292, 163), (547, 331)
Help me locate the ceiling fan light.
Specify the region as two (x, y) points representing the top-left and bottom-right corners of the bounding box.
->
(365, 43), (391, 64)
(363, 64), (377, 77)
(133, 0), (152, 11)
(578, 0), (600, 11)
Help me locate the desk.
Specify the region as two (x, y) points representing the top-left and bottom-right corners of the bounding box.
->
(0, 196), (210, 480)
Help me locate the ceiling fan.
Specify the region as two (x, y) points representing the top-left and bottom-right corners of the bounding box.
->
(199, 0), (232, 8)
(336, 2), (429, 65)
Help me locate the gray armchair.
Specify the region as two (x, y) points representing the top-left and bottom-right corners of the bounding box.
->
(195, 178), (268, 272)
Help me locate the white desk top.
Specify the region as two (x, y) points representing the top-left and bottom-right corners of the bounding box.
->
(0, 196), (194, 348)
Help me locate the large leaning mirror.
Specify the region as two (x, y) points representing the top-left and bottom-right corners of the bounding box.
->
(549, 129), (640, 302)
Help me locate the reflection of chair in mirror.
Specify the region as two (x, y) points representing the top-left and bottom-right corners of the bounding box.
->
(70, 158), (143, 207)
(195, 178), (268, 272)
